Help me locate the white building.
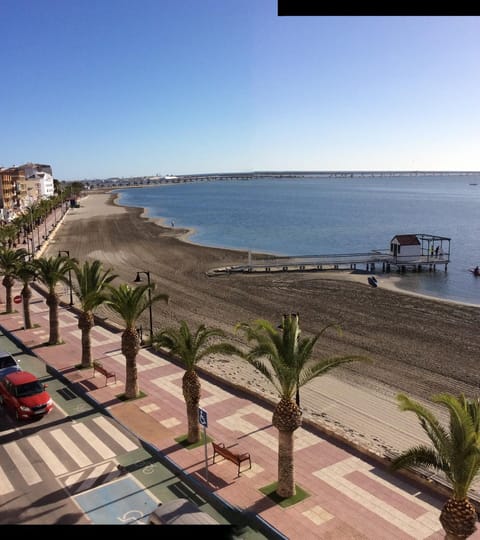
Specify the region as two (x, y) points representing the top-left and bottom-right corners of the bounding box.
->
(390, 234), (421, 261)
(23, 163), (55, 199)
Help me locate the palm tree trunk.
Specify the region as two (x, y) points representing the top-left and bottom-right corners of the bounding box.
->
(47, 293), (60, 345)
(21, 285), (32, 329)
(124, 352), (139, 399)
(79, 312), (94, 368)
(122, 330), (140, 399)
(5, 282), (13, 314)
(277, 429), (295, 498)
(186, 400), (200, 443)
(183, 372), (201, 443)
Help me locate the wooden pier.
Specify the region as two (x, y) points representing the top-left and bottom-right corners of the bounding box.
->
(206, 234), (451, 277)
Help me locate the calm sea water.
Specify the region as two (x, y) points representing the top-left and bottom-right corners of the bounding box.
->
(114, 175), (480, 306)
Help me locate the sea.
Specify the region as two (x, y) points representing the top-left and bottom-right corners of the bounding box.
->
(114, 175), (480, 307)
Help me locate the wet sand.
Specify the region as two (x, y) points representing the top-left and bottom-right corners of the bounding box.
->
(44, 190), (480, 456)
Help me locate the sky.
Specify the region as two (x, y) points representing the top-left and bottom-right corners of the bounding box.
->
(1, 1), (480, 180)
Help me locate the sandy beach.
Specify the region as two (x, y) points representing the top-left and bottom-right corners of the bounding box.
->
(44, 191), (480, 457)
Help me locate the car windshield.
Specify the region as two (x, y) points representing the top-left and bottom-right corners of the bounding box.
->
(0, 356), (16, 369)
(15, 381), (44, 397)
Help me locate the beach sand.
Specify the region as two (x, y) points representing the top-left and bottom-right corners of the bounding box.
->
(44, 191), (480, 457)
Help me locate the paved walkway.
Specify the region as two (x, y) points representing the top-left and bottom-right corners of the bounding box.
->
(2, 287), (479, 539)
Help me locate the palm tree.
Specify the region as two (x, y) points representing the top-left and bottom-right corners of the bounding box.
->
(152, 321), (241, 444)
(236, 312), (370, 499)
(390, 393), (480, 539)
(105, 282), (168, 399)
(0, 223), (19, 248)
(33, 255), (77, 345)
(71, 260), (118, 369)
(0, 247), (29, 313)
(13, 260), (38, 329)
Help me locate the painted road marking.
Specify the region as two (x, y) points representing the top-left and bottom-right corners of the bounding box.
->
(76, 463), (112, 493)
(72, 422), (116, 459)
(75, 476), (159, 524)
(28, 435), (68, 476)
(93, 416), (138, 451)
(0, 466), (13, 495)
(50, 428), (92, 468)
(3, 441), (42, 485)
(64, 462), (119, 494)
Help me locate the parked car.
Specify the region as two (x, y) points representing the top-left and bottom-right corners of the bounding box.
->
(0, 371), (53, 420)
(148, 498), (220, 525)
(0, 351), (21, 377)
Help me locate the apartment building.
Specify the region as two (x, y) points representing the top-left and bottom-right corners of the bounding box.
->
(0, 163), (54, 221)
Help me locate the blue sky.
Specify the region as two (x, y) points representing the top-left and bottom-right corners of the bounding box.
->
(1, 1), (479, 180)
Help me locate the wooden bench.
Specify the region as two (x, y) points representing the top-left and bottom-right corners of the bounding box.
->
(93, 361), (116, 386)
(212, 441), (251, 477)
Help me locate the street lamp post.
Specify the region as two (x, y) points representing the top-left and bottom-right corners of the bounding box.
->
(133, 271), (153, 342)
(58, 250), (74, 306)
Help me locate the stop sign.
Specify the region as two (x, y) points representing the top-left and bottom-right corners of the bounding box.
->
(13, 295), (22, 304)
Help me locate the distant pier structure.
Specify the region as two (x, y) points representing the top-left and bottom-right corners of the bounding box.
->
(206, 233), (451, 276)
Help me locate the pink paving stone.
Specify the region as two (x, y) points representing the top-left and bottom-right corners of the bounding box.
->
(295, 438), (352, 467)
(346, 469), (440, 519)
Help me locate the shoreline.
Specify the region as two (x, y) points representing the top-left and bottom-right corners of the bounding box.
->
(45, 191), (480, 457)
(113, 188), (480, 309)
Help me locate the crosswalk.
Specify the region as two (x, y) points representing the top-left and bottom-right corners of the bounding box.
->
(0, 415), (140, 496)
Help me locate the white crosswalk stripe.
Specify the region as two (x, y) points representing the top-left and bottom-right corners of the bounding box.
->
(0, 466), (14, 495)
(0, 416), (140, 496)
(28, 435), (69, 476)
(72, 423), (116, 459)
(3, 441), (42, 486)
(93, 416), (138, 451)
(50, 428), (92, 468)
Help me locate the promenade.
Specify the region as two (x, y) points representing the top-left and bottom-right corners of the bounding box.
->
(0, 285), (476, 538)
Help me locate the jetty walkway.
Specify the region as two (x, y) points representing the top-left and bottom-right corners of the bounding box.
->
(207, 251), (450, 277)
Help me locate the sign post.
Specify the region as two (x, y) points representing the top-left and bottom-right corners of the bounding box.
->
(198, 407), (209, 483)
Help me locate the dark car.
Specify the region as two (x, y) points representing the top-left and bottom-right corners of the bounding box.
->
(0, 351), (21, 378)
(0, 371), (53, 420)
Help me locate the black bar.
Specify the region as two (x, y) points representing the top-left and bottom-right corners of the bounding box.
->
(278, 1), (480, 16)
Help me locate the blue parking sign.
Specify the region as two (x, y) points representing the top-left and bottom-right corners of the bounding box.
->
(198, 408), (208, 428)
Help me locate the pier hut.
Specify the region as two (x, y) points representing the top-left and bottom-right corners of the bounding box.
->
(390, 234), (421, 260)
(388, 233), (450, 272)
